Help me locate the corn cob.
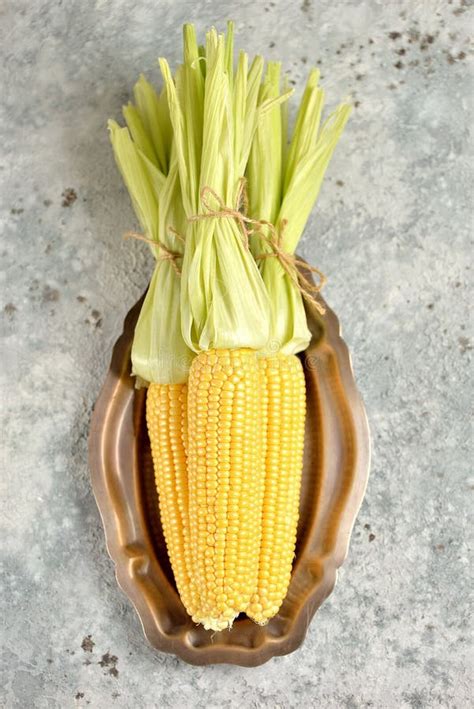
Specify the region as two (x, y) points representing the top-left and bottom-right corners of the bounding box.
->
(247, 354), (306, 623)
(147, 353), (305, 627)
(186, 349), (267, 630)
(146, 382), (198, 617)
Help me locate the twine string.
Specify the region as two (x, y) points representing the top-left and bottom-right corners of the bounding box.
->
(187, 179), (255, 250)
(123, 231), (183, 276)
(123, 179), (327, 312)
(253, 219), (327, 315)
(188, 181), (327, 313)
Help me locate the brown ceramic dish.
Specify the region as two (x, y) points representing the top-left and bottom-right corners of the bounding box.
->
(89, 284), (370, 666)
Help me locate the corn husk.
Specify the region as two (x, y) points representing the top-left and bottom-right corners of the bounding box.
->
(109, 22), (351, 381)
(108, 75), (193, 385)
(246, 68), (351, 355)
(160, 26), (274, 353)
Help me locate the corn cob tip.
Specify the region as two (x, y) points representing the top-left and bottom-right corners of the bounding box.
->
(193, 614), (237, 632)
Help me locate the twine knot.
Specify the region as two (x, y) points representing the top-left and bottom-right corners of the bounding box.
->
(254, 220), (327, 315)
(123, 231), (184, 276)
(188, 179), (326, 314)
(187, 179), (253, 249)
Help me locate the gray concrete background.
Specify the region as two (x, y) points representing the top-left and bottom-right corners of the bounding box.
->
(1, 0), (472, 707)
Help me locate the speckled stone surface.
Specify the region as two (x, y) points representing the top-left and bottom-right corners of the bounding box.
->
(1, 1), (472, 706)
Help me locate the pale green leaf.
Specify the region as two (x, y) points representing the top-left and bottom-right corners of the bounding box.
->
(133, 74), (169, 174)
(131, 261), (194, 384)
(179, 27), (271, 352)
(108, 120), (158, 250)
(122, 103), (158, 167)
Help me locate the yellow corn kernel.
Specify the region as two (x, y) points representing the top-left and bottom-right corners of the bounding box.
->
(247, 354), (306, 624)
(187, 349), (266, 630)
(146, 382), (198, 617)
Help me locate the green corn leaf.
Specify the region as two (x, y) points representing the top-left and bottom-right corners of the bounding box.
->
(108, 120), (159, 250)
(131, 259), (193, 384)
(279, 102), (352, 254)
(159, 57), (193, 215)
(225, 20), (234, 85)
(122, 103), (158, 168)
(247, 61), (283, 226)
(133, 74), (169, 174)
(232, 51), (247, 175)
(239, 55), (264, 175)
(179, 27), (270, 352)
(245, 62), (350, 355)
(109, 108), (193, 384)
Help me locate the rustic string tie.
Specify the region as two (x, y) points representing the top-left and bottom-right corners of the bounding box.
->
(123, 230), (184, 276)
(188, 180), (327, 314)
(187, 180), (254, 250)
(124, 180), (327, 313)
(254, 220), (327, 315)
